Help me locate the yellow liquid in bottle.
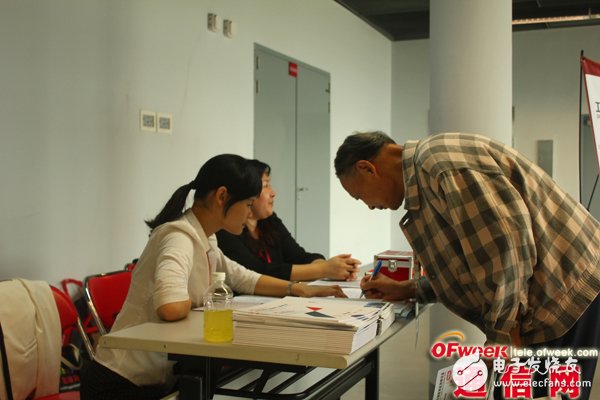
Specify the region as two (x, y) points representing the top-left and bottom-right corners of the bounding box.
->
(203, 309), (233, 343)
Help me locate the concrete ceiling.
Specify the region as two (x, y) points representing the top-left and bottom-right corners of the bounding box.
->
(334, 0), (600, 41)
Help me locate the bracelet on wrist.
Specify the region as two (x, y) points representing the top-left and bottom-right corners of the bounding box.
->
(287, 281), (299, 296)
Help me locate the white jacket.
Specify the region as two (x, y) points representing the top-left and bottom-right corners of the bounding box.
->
(95, 210), (261, 386)
(0, 279), (61, 400)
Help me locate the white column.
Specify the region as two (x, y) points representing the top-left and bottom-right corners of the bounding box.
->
(430, 0), (512, 144)
(427, 0), (513, 394)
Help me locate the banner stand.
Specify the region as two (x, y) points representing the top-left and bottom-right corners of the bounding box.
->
(580, 54), (600, 212)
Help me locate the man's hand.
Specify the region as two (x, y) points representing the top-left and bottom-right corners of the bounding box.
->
(360, 273), (416, 301)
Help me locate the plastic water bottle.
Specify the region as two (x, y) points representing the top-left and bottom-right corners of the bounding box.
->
(203, 272), (234, 342)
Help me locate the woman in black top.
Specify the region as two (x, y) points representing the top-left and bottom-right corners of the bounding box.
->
(216, 160), (360, 281)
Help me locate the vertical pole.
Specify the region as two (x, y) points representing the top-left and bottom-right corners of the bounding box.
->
(365, 348), (380, 399)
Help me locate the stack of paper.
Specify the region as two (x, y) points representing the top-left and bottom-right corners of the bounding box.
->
(376, 301), (395, 335)
(308, 279), (363, 299)
(233, 297), (392, 354)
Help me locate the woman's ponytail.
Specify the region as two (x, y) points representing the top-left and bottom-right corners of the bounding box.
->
(145, 182), (194, 230)
(145, 154), (262, 231)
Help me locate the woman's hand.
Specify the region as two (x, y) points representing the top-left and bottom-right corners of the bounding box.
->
(360, 273), (415, 301)
(316, 254), (361, 281)
(293, 283), (347, 298)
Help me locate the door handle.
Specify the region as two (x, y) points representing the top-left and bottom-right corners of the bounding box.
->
(297, 187), (309, 192)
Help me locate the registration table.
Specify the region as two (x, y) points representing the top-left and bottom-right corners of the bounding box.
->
(99, 308), (417, 400)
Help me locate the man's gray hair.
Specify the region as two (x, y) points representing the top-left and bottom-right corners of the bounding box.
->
(334, 131), (396, 177)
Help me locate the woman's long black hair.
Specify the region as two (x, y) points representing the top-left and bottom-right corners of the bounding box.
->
(145, 154), (262, 230)
(245, 159), (280, 248)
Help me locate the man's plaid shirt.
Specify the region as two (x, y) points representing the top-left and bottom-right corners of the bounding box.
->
(401, 133), (600, 345)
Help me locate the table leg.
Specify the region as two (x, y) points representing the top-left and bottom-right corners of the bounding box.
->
(179, 374), (205, 400)
(173, 356), (214, 400)
(365, 348), (379, 399)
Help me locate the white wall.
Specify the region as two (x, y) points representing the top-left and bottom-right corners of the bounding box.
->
(513, 26), (600, 196)
(0, 0), (391, 284)
(390, 25), (600, 247)
(390, 39), (430, 250)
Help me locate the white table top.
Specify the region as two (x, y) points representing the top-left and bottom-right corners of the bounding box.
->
(99, 309), (414, 370)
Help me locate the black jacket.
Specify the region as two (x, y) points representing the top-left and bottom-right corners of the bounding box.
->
(216, 213), (324, 280)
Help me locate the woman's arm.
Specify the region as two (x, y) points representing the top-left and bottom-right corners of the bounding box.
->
(253, 275), (346, 298)
(272, 215), (361, 281)
(153, 231), (196, 322)
(275, 214), (325, 264)
(157, 299), (192, 321)
(290, 255), (361, 281)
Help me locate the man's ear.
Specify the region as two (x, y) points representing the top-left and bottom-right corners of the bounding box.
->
(355, 160), (377, 176)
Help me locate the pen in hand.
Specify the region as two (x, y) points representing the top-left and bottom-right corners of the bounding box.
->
(360, 260), (383, 299)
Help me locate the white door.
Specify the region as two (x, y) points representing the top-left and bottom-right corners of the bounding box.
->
(254, 45), (330, 256)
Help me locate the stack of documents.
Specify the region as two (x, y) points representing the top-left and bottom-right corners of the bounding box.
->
(233, 296), (393, 354)
(376, 300), (395, 335)
(308, 279), (363, 299)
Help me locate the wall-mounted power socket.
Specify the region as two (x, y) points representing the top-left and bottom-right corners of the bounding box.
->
(207, 13), (222, 32)
(157, 112), (173, 134)
(140, 110), (156, 132)
(223, 20), (236, 38)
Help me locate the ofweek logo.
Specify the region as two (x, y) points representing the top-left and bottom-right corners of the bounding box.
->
(430, 331), (586, 399)
(430, 331), (509, 360)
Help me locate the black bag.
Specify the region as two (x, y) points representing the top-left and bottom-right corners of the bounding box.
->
(59, 343), (90, 392)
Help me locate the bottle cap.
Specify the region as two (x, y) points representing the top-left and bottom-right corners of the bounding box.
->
(212, 272), (226, 281)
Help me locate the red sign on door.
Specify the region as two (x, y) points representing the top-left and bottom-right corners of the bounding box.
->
(289, 62), (298, 77)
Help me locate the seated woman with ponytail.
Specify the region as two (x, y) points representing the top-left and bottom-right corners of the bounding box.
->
(81, 154), (344, 400)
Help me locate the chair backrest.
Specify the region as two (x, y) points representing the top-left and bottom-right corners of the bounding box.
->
(123, 258), (138, 271)
(59, 279), (98, 340)
(50, 286), (79, 343)
(83, 270), (132, 335)
(49, 286), (94, 361)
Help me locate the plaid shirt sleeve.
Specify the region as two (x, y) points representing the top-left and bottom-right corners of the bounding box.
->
(415, 276), (437, 303)
(434, 168), (536, 343)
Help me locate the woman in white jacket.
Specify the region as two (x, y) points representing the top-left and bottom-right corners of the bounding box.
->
(81, 154), (344, 400)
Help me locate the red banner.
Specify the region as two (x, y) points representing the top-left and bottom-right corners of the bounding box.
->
(582, 56), (600, 170)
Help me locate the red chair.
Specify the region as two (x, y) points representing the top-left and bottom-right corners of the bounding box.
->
(123, 258), (138, 271)
(33, 287), (96, 400)
(50, 286), (95, 361)
(59, 279), (99, 341)
(83, 270), (132, 335)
